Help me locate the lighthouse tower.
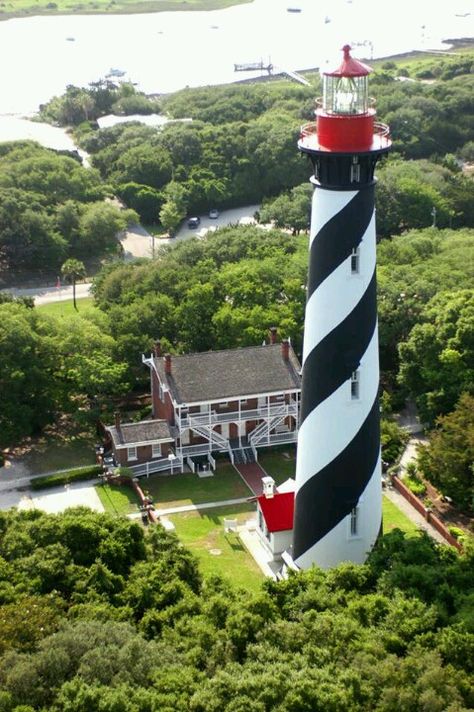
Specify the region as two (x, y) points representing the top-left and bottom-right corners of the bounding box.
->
(293, 45), (391, 569)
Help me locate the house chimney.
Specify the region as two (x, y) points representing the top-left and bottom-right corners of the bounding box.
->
(154, 340), (162, 357)
(269, 326), (278, 344)
(164, 353), (172, 375)
(262, 476), (275, 498)
(114, 412), (123, 443)
(281, 339), (290, 361)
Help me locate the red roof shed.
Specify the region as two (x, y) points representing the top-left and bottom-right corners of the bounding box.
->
(257, 492), (295, 533)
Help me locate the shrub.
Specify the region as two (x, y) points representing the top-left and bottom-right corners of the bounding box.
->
(405, 475), (427, 497)
(448, 526), (465, 540)
(30, 465), (102, 490)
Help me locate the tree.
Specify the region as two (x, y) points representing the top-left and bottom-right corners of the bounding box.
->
(0, 187), (66, 272)
(417, 394), (474, 512)
(398, 289), (474, 424)
(159, 200), (185, 237)
(259, 182), (312, 234)
(77, 201), (138, 255)
(61, 258), (86, 311)
(0, 304), (57, 446)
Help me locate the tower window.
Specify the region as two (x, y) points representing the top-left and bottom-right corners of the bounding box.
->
(350, 507), (359, 536)
(350, 163), (360, 182)
(351, 370), (360, 400)
(351, 247), (360, 274)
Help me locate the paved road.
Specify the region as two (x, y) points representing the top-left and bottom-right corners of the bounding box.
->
(2, 281), (93, 305)
(1, 205), (261, 304)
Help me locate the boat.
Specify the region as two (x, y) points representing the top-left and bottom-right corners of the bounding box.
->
(106, 68), (126, 78)
(66, 37), (75, 41)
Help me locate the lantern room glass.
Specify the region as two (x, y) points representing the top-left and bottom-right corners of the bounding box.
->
(323, 75), (369, 115)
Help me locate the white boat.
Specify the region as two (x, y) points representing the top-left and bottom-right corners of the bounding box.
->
(106, 68), (126, 78)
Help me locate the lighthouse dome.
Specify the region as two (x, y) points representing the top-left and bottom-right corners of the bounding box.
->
(325, 44), (372, 77)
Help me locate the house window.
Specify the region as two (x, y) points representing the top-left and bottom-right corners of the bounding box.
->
(350, 247), (360, 274)
(350, 507), (359, 537)
(351, 370), (360, 400)
(152, 443), (162, 458)
(127, 446), (137, 461)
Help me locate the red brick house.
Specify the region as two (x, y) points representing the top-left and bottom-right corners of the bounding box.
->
(104, 414), (175, 475)
(105, 330), (301, 475)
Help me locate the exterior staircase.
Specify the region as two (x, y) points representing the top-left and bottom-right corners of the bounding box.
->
(249, 404), (289, 447)
(187, 420), (229, 450)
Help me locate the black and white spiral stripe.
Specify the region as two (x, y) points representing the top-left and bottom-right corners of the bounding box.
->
(293, 185), (382, 569)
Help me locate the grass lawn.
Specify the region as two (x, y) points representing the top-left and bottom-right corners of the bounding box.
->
(140, 463), (253, 509)
(258, 448), (296, 486)
(37, 297), (96, 317)
(96, 483), (141, 515)
(169, 503), (263, 592)
(0, 0), (250, 21)
(383, 495), (419, 536)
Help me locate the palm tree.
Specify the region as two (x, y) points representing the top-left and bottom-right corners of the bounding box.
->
(61, 258), (86, 311)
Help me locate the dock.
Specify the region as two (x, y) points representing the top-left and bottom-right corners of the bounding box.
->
(234, 62), (274, 75)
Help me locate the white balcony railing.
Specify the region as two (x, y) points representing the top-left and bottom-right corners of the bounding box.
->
(180, 401), (298, 429)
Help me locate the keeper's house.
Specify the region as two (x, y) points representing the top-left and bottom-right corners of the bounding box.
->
(104, 330), (301, 476)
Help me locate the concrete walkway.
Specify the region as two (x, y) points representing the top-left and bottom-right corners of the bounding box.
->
(128, 495), (256, 520)
(383, 486), (446, 544)
(0, 480), (104, 514)
(398, 436), (427, 474)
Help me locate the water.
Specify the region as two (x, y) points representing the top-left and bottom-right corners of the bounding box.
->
(0, 0), (472, 117)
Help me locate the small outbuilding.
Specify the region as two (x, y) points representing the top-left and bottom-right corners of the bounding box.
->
(105, 414), (174, 467)
(256, 476), (295, 560)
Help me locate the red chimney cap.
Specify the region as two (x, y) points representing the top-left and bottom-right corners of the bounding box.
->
(325, 44), (372, 78)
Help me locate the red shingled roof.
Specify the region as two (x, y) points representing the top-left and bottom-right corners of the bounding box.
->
(257, 492), (295, 533)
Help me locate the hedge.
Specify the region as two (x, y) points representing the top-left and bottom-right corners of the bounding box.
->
(30, 465), (102, 490)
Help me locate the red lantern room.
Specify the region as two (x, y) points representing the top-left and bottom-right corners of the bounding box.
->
(299, 45), (391, 158)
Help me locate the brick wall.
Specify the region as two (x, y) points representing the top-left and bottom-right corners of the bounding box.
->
(392, 476), (462, 551)
(106, 474), (158, 524)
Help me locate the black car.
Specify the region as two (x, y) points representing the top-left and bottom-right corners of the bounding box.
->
(187, 216), (201, 229)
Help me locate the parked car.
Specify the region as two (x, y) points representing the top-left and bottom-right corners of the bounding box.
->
(187, 216), (201, 228)
(208, 208), (219, 219)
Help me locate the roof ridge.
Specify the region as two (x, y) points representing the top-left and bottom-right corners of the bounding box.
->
(155, 342), (283, 361)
